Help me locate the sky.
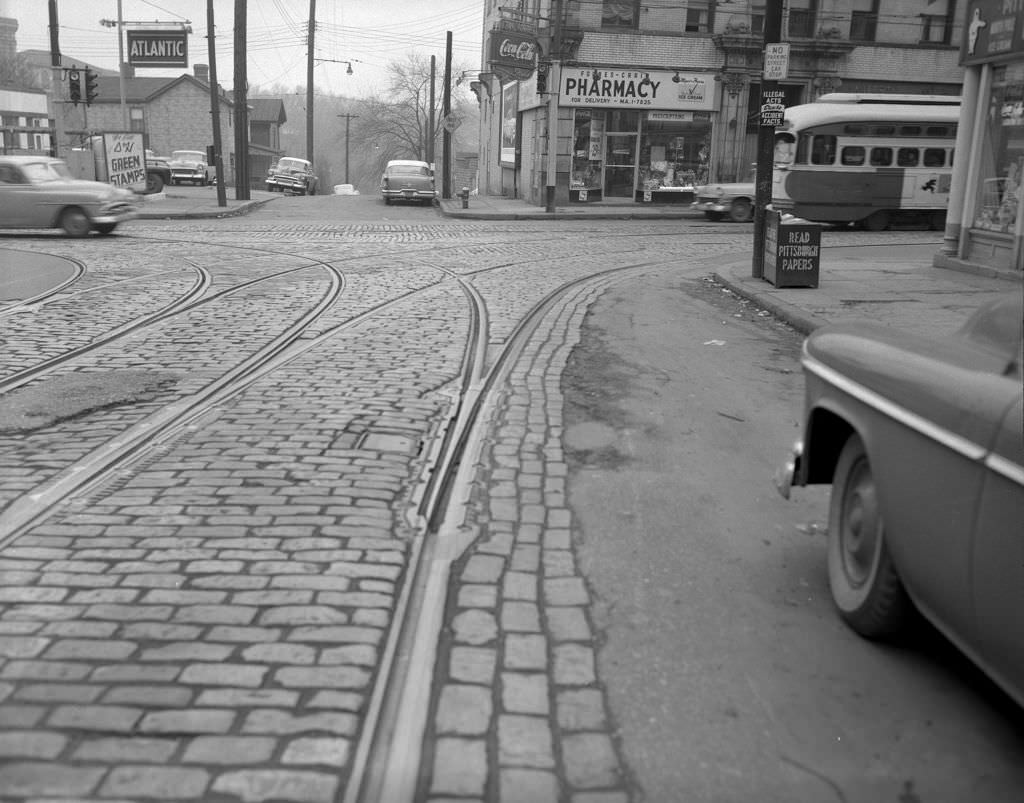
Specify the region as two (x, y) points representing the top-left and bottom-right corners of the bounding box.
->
(5, 0), (485, 98)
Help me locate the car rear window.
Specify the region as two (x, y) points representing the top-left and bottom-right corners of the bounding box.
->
(390, 165), (429, 176)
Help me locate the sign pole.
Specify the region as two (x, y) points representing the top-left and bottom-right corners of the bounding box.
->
(752, 0), (784, 279)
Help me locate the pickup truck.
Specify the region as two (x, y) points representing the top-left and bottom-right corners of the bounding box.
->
(144, 150), (171, 194)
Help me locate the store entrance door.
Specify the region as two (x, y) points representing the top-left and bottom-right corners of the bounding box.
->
(603, 133), (638, 198)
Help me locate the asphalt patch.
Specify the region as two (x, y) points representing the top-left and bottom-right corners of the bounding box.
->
(0, 370), (182, 432)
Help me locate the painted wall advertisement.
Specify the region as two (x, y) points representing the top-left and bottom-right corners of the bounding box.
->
(559, 68), (715, 111)
(501, 82), (519, 165)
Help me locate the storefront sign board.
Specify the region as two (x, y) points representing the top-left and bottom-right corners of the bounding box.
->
(488, 31), (539, 76)
(960, 0), (1024, 66)
(560, 69), (715, 111)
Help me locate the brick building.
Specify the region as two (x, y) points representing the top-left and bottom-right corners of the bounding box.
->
(475, 0), (966, 206)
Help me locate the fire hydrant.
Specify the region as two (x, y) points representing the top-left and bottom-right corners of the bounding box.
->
(459, 187), (470, 209)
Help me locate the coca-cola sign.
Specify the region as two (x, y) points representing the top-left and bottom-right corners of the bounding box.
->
(489, 32), (538, 71)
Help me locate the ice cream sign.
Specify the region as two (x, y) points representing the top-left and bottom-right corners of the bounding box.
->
(560, 69), (715, 111)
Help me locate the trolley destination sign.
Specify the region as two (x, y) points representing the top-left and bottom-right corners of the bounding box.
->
(126, 30), (188, 68)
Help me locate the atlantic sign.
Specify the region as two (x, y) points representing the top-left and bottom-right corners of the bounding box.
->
(127, 30), (188, 68)
(559, 68), (715, 111)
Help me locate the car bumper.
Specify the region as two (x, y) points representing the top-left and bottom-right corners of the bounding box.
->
(266, 178), (308, 191)
(773, 439), (804, 500)
(93, 205), (139, 224)
(692, 199), (729, 213)
(382, 189), (436, 201)
(171, 170), (205, 182)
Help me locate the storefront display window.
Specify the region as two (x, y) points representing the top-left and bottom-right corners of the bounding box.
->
(572, 110), (604, 199)
(638, 116), (711, 192)
(973, 63), (1024, 234)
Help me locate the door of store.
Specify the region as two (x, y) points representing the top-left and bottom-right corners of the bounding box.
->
(604, 133), (638, 198)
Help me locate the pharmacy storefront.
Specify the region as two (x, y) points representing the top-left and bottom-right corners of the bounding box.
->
(561, 68), (717, 204)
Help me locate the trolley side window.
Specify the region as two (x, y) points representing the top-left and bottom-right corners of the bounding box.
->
(897, 147), (920, 167)
(870, 147), (893, 166)
(923, 148), (946, 167)
(841, 146), (866, 166)
(810, 135), (837, 165)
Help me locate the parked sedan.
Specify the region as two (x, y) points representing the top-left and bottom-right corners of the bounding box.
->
(691, 174), (755, 222)
(0, 155), (139, 237)
(380, 160), (436, 206)
(776, 295), (1024, 706)
(169, 149), (214, 186)
(265, 157), (319, 195)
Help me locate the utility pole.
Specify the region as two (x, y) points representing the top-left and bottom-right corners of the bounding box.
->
(336, 114), (358, 184)
(545, 0), (564, 213)
(233, 0), (249, 199)
(751, 0), (783, 278)
(116, 0), (128, 129)
(442, 31), (452, 199)
(47, 0), (65, 158)
(207, 0), (226, 207)
(306, 0), (316, 165)
(428, 55), (436, 166)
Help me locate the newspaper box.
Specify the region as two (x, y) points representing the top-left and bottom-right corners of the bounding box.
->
(763, 210), (820, 288)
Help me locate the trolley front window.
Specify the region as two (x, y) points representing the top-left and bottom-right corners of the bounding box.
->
(810, 135), (836, 165)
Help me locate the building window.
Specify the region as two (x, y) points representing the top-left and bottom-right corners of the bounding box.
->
(130, 106), (145, 134)
(750, 6), (764, 34)
(920, 15), (949, 44)
(602, 0), (639, 28)
(684, 2), (710, 33)
(787, 0), (817, 38)
(850, 11), (877, 41)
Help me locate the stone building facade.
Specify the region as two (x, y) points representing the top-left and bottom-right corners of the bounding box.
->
(474, 0), (966, 206)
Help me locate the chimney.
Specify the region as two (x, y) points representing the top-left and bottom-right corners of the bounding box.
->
(0, 15), (17, 63)
(194, 64), (209, 82)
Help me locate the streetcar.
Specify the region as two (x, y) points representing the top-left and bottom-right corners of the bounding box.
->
(771, 93), (960, 231)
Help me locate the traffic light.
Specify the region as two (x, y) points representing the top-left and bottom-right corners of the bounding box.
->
(84, 69), (99, 105)
(536, 62), (549, 94)
(68, 68), (81, 105)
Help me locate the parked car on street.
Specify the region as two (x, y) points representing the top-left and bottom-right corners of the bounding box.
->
(380, 159), (436, 206)
(265, 157), (319, 195)
(144, 149), (171, 194)
(776, 295), (1024, 707)
(0, 155), (139, 237)
(169, 149), (215, 186)
(691, 169), (755, 222)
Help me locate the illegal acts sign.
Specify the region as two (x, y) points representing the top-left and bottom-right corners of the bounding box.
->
(127, 30), (188, 68)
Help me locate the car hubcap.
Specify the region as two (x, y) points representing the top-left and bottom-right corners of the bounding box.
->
(840, 460), (879, 588)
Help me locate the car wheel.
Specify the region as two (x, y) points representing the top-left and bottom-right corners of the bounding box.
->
(862, 210), (891, 232)
(94, 223), (117, 235)
(729, 198), (753, 222)
(145, 173), (164, 194)
(704, 211), (724, 221)
(827, 434), (910, 638)
(59, 207), (91, 238)
(384, 197), (391, 206)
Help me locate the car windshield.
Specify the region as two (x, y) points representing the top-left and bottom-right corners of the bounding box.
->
(21, 161), (73, 183)
(390, 165), (430, 177)
(172, 151), (204, 161)
(278, 160), (308, 170)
